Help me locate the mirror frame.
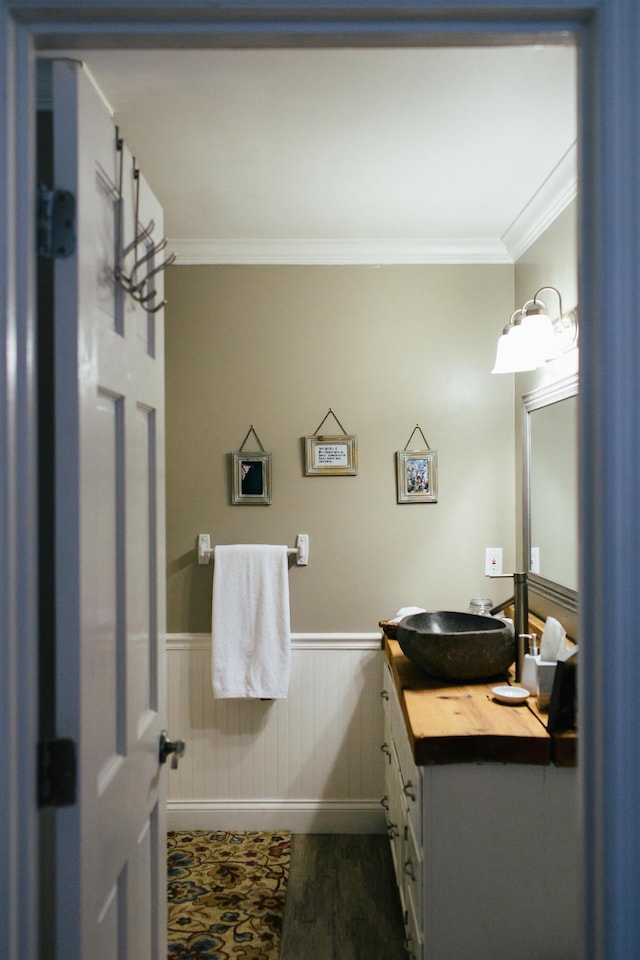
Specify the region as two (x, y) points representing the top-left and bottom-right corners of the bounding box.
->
(522, 372), (578, 613)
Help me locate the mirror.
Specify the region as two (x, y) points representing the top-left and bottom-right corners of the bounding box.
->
(523, 373), (578, 612)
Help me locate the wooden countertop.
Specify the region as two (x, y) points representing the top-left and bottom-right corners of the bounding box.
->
(385, 638), (576, 767)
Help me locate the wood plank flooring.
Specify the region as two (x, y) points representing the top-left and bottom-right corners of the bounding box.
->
(279, 834), (408, 960)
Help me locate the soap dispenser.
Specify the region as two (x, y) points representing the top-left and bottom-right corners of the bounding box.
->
(520, 633), (539, 694)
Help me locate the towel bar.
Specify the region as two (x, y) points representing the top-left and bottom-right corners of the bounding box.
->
(197, 533), (309, 567)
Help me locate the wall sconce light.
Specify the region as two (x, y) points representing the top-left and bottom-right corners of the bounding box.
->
(492, 286), (577, 374)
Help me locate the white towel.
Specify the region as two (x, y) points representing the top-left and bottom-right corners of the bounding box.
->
(212, 544), (291, 699)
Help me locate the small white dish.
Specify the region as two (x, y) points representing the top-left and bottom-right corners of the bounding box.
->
(491, 684), (530, 704)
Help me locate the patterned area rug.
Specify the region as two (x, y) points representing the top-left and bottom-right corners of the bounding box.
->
(167, 830), (291, 960)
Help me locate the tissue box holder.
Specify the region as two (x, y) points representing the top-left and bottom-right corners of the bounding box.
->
(536, 657), (557, 711)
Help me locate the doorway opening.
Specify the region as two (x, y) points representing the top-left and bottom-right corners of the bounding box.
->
(20, 9), (592, 960)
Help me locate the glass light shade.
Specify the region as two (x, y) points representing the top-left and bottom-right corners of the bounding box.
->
(520, 311), (558, 361)
(491, 325), (541, 374)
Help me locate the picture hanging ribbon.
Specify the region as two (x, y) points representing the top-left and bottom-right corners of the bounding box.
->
(237, 425), (266, 452)
(403, 424), (431, 451)
(311, 408), (350, 437)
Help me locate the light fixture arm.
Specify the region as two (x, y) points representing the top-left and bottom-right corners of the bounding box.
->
(523, 285), (564, 324)
(503, 306), (524, 333)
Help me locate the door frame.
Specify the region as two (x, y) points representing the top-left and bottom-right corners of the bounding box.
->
(2, 3), (638, 960)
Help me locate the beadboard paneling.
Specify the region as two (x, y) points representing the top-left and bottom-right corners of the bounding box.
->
(166, 634), (385, 833)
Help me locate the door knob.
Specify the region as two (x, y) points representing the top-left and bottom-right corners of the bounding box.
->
(159, 730), (186, 769)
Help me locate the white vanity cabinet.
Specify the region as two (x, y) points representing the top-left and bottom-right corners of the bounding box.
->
(381, 645), (581, 960)
(381, 659), (424, 960)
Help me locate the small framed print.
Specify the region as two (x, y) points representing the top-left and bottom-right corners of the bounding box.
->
(231, 452), (272, 505)
(396, 449), (438, 503)
(304, 435), (358, 476)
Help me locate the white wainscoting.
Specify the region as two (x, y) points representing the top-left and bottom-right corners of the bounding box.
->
(166, 633), (386, 834)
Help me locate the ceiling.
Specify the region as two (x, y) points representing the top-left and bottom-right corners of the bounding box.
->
(47, 45), (577, 264)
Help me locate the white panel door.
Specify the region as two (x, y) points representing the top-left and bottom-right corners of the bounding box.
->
(51, 59), (168, 960)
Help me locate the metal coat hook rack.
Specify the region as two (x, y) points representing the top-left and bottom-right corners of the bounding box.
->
(115, 134), (176, 313)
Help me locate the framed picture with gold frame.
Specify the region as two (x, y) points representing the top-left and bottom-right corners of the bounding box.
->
(304, 435), (358, 476)
(231, 452), (272, 505)
(396, 449), (438, 503)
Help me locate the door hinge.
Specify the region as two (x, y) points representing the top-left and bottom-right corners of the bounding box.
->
(37, 186), (76, 259)
(38, 737), (77, 808)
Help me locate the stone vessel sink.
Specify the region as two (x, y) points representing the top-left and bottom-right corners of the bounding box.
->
(396, 611), (514, 682)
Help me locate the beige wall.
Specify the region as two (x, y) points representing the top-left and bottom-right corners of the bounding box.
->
(165, 263), (515, 633)
(514, 201), (579, 634)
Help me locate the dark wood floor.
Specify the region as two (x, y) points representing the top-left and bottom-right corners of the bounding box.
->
(279, 834), (408, 960)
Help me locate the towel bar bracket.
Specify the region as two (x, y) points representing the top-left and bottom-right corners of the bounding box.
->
(294, 533), (309, 566)
(197, 533), (212, 565)
(197, 533), (309, 566)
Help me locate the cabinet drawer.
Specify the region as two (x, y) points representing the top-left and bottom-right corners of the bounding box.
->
(381, 660), (394, 727)
(384, 744), (405, 889)
(404, 814), (424, 932)
(387, 678), (423, 843)
(390, 691), (419, 784)
(404, 892), (424, 960)
(402, 810), (424, 960)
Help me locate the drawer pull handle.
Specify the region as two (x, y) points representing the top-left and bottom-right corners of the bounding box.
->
(380, 742), (392, 759)
(404, 858), (416, 882)
(387, 822), (399, 839)
(381, 689), (390, 700)
(403, 780), (416, 801)
(380, 795), (390, 810)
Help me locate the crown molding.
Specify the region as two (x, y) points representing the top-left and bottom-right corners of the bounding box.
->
(502, 141), (578, 262)
(169, 147), (577, 267)
(169, 236), (512, 266)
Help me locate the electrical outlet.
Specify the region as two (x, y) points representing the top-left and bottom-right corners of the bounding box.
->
(530, 547), (540, 574)
(485, 547), (503, 576)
